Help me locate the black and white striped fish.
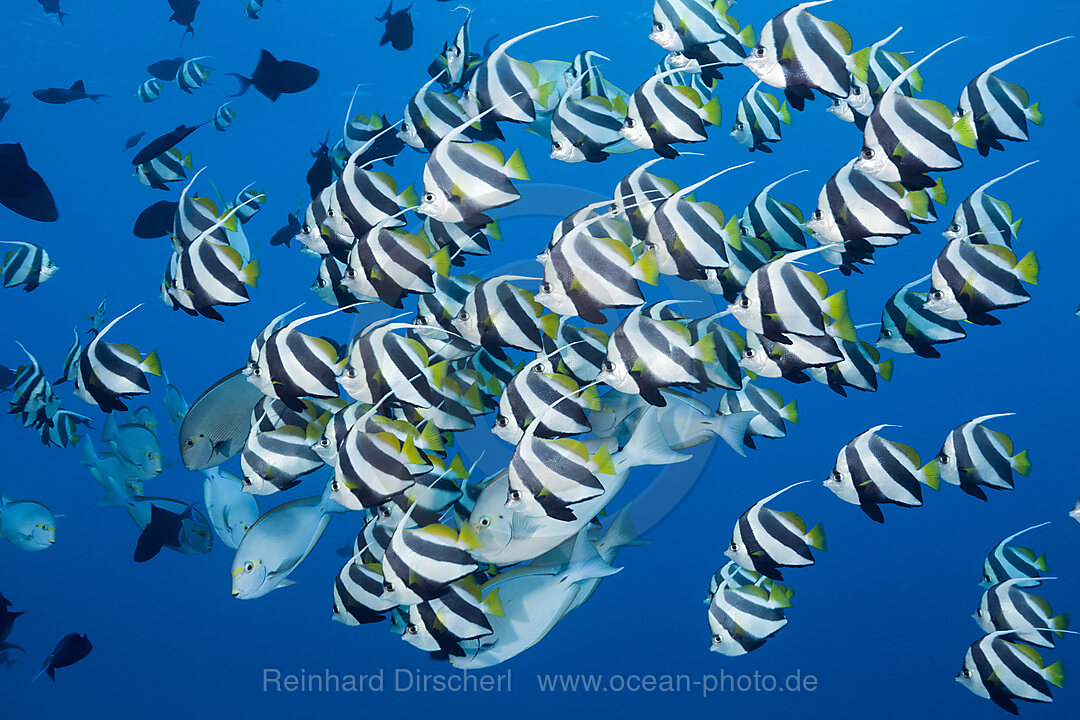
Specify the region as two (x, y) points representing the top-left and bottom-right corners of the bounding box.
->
(730, 247), (855, 344)
(739, 331), (843, 384)
(612, 157), (680, 241)
(806, 336), (894, 396)
(666, 7), (754, 85)
(136, 78), (164, 103)
(649, 0), (731, 52)
(717, 380), (799, 449)
(452, 275), (558, 353)
(944, 162), (1036, 247)
(745, 1), (856, 111)
(823, 424), (939, 523)
(167, 223), (260, 320)
(212, 102), (235, 131)
(404, 577), (499, 657)
(654, 52), (715, 100)
(851, 27), (920, 102)
(855, 39), (977, 190)
(725, 481), (825, 580)
(493, 351), (601, 444)
(245, 306), (347, 411)
(337, 320), (444, 409)
(956, 38), (1068, 156)
(418, 110), (530, 225)
(332, 556), (397, 626)
(240, 423), (324, 495)
(230, 189), (264, 224)
(311, 255), (372, 312)
(924, 239), (1039, 325)
(73, 306), (162, 413)
(400, 75), (491, 152)
(934, 413), (1031, 501)
(956, 631), (1067, 715)
(550, 71), (632, 163)
(329, 411), (432, 511)
(331, 111), (404, 172)
(980, 523), (1051, 588)
(175, 57), (212, 92)
(380, 514), (480, 606)
(37, 409), (89, 449)
(739, 171), (807, 253)
(708, 575), (794, 656)
(324, 149), (416, 242)
(342, 225), (448, 309)
(427, 10), (481, 93)
(537, 225), (658, 324)
(135, 147), (191, 190)
(0, 241), (58, 291)
(620, 67), (723, 158)
(54, 328), (81, 385)
(731, 81), (790, 152)
(9, 342), (60, 422)
(975, 578), (1069, 648)
(597, 303), (717, 406)
(296, 186), (344, 260)
(706, 560), (767, 602)
(541, 323), (610, 383)
(411, 273), (481, 361)
(877, 274), (967, 358)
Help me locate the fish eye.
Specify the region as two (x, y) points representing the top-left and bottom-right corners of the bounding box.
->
(327, 208), (335, 217)
(458, 311), (470, 321)
(645, 242), (656, 250)
(812, 209), (824, 220)
(252, 367), (261, 376)
(402, 122), (410, 132)
(956, 108), (966, 117)
(938, 454), (950, 464)
(962, 669), (972, 678)
(346, 368), (358, 378)
(739, 296), (751, 309)
(383, 581), (394, 592)
(540, 282), (552, 294)
(331, 480), (340, 491)
(333, 603), (340, 614)
(852, 86), (862, 96)
(976, 609), (982, 616)
(346, 268), (357, 279)
(625, 118), (636, 128)
(744, 348), (755, 358)
(552, 142), (562, 150)
(832, 471), (842, 481)
(949, 223), (961, 233)
(243, 476), (254, 485)
(653, 22), (665, 32)
(753, 46), (766, 58)
(320, 437), (331, 447)
(302, 224), (311, 233)
(479, 517), (490, 527)
(496, 415), (509, 427)
(415, 316), (427, 325)
(931, 290), (944, 301)
(406, 624), (419, 635)
(508, 489), (522, 502)
(317, 278), (327, 287)
(185, 439), (195, 448)
(424, 193), (435, 203)
(736, 122), (745, 130)
(860, 148), (875, 160)
(713, 634), (722, 643)
(602, 360), (616, 373)
(609, 203), (619, 213)
(730, 541), (738, 551)
(244, 562), (254, 572)
(379, 506), (392, 518)
(880, 329), (892, 338)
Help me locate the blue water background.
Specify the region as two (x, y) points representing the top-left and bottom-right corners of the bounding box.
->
(1, 0), (1078, 716)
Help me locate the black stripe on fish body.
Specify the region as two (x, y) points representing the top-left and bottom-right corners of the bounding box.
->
(335, 575), (388, 624)
(992, 545), (1041, 584)
(977, 194), (1013, 247)
(846, 169), (915, 236)
(756, 507), (814, 565)
(969, 423), (1015, 490)
(996, 638), (1055, 701)
(648, 84), (708, 143)
(735, 514), (786, 580)
(870, 436), (923, 505)
(788, 11), (850, 97)
(476, 59), (536, 125)
(762, 263), (825, 342)
(92, 342), (151, 396)
(432, 587), (492, 638)
(970, 640), (1022, 713)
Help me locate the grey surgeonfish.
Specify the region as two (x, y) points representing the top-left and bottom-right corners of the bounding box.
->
(180, 369), (264, 470)
(943, 162), (1037, 247)
(822, 424), (939, 523)
(0, 494), (57, 551)
(0, 241), (58, 291)
(955, 38), (1069, 156)
(855, 38), (977, 190)
(620, 68), (723, 158)
(32, 634), (92, 683)
(731, 81), (790, 152)
(73, 306), (162, 413)
(932, 413), (1031, 500)
(202, 468), (259, 549)
(923, 238), (1038, 325)
(956, 631), (1068, 715)
(101, 413), (163, 481)
(231, 478), (345, 599)
(980, 523), (1051, 588)
(876, 275), (966, 358)
(744, 1), (856, 111)
(725, 481), (825, 580)
(708, 573), (794, 656)
(974, 579), (1069, 648)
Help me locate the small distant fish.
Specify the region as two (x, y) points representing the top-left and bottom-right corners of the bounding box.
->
(731, 81), (790, 152)
(0, 143), (59, 222)
(0, 241), (58, 291)
(168, 0), (200, 39)
(269, 212), (300, 247)
(956, 631), (1066, 715)
(32, 633), (91, 682)
(136, 79), (165, 103)
(55, 328), (81, 384)
(934, 413), (1031, 501)
(228, 50), (319, 102)
(73, 305), (163, 413)
(956, 38), (1069, 156)
(147, 57), (184, 81)
(924, 239), (1039, 325)
(211, 102), (235, 132)
(980, 522), (1050, 588)
(242, 0), (265, 19)
(0, 94), (11, 124)
(176, 57), (212, 93)
(132, 123), (206, 166)
(876, 274), (966, 358)
(745, 1), (856, 111)
(725, 481), (825, 580)
(33, 80), (107, 105)
(134, 504), (202, 562)
(135, 147), (193, 190)
(621, 67), (723, 158)
(823, 424), (939, 523)
(122, 132), (146, 152)
(377, 2), (414, 51)
(36, 0), (70, 24)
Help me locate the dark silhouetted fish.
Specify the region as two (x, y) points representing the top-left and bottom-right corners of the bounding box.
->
(377, 2), (414, 51)
(134, 504), (190, 561)
(36, 0), (69, 23)
(148, 57), (185, 81)
(132, 123), (206, 165)
(0, 144), (58, 222)
(168, 0), (200, 38)
(0, 95), (11, 124)
(270, 212), (300, 247)
(123, 131), (145, 152)
(32, 80), (107, 105)
(0, 591), (23, 652)
(133, 200), (179, 238)
(307, 134), (333, 199)
(228, 50), (319, 101)
(33, 633), (92, 682)
(0, 365), (16, 393)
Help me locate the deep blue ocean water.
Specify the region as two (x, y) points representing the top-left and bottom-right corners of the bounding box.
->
(1, 0), (1079, 716)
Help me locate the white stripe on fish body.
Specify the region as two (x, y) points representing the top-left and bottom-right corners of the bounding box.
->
(507, 435), (607, 520)
(332, 159), (410, 238)
(624, 75), (712, 150)
(240, 425), (323, 494)
(824, 426), (923, 510)
(650, 0), (729, 51)
(177, 234), (253, 308)
(548, 324), (609, 382)
(609, 309), (704, 388)
(746, 2), (848, 94)
(136, 78), (164, 102)
(364, 228), (439, 296)
(708, 580), (790, 656)
(295, 187), (335, 257)
(809, 338), (886, 393)
(539, 233), (650, 321)
(421, 141), (523, 224)
(926, 240), (1034, 322)
(725, 481), (821, 577)
(495, 365), (592, 444)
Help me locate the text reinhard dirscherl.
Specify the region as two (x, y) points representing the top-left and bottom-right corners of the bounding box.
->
(262, 668), (819, 697)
